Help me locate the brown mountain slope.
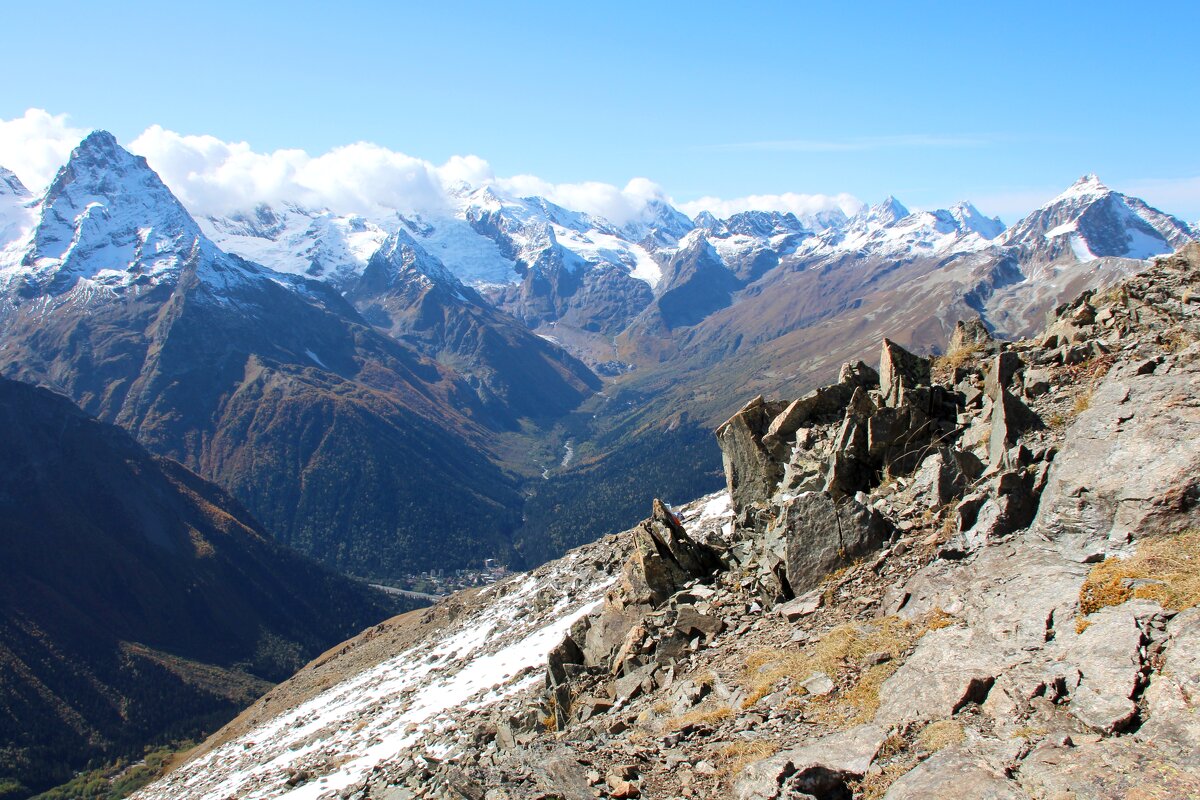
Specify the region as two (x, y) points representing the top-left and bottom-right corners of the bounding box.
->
(0, 376), (399, 798)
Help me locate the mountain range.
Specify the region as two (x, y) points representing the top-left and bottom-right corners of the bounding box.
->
(1, 132), (1195, 580)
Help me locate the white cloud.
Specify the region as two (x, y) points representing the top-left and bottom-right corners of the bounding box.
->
(678, 192), (864, 220)
(0, 109), (677, 226)
(129, 126), (457, 218)
(494, 174), (670, 226)
(0, 109), (88, 192)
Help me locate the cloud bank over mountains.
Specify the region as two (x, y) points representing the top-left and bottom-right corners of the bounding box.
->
(0, 108), (863, 225)
(3, 108), (1197, 225)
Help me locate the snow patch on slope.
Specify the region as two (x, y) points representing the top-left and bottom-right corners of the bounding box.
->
(136, 553), (619, 800)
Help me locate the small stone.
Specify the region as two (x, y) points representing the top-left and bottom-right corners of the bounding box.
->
(801, 672), (835, 696)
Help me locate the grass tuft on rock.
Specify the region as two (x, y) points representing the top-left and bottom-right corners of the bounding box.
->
(1077, 530), (1200, 632)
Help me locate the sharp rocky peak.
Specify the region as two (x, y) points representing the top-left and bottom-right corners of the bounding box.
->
(1055, 173), (1112, 201)
(948, 201), (1005, 239)
(866, 195), (911, 225)
(41, 130), (198, 235)
(369, 228), (461, 288)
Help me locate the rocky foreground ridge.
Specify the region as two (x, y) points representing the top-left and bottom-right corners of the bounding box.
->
(141, 244), (1200, 799)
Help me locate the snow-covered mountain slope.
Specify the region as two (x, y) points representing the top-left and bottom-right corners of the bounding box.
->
(203, 185), (683, 297)
(132, 493), (739, 800)
(999, 174), (1194, 264)
(453, 185), (669, 288)
(949, 200), (1005, 239)
(201, 203), (388, 284)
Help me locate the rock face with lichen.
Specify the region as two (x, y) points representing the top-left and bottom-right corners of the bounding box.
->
(138, 244), (1200, 800)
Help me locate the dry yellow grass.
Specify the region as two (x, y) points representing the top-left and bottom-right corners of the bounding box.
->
(854, 759), (920, 800)
(918, 719), (965, 752)
(664, 702), (732, 732)
(932, 343), (985, 379)
(1077, 531), (1200, 633)
(741, 610), (957, 722)
(717, 740), (780, 781)
(1071, 390), (1092, 416)
(1165, 327), (1199, 353)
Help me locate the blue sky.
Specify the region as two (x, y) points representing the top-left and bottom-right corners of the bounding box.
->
(2, 0), (1198, 221)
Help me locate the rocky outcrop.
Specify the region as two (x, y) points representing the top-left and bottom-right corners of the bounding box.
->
(948, 315), (993, 352)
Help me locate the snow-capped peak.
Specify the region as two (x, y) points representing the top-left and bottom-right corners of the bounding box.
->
(4, 131), (259, 297)
(998, 174), (1196, 263)
(948, 201), (1004, 240)
(1050, 174), (1112, 205)
(0, 167), (35, 250)
(366, 227), (462, 290)
(865, 195), (910, 225)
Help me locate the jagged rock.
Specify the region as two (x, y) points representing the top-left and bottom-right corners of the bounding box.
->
(880, 338), (931, 407)
(772, 491), (892, 596)
(1023, 367), (1052, 398)
(949, 316), (994, 352)
(533, 758), (594, 800)
(882, 747), (1028, 800)
(908, 448), (978, 508)
(776, 589), (823, 621)
(621, 501), (721, 607)
(800, 672), (834, 696)
(573, 696), (612, 722)
(960, 469), (1040, 549)
(983, 351), (1025, 398)
(718, 396), (784, 510)
(674, 606), (725, 642)
(838, 359), (880, 387)
(764, 383), (858, 449)
(614, 666), (652, 703)
(648, 499), (723, 578)
(988, 388), (1041, 467)
(582, 603), (645, 671)
(623, 524), (694, 607)
(824, 399), (873, 499)
(735, 725), (887, 800)
(1018, 737), (1200, 800)
(1140, 607), (1200, 749)
(610, 623), (650, 677)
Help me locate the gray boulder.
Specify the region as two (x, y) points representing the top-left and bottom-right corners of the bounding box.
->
(983, 351), (1025, 399)
(736, 724), (887, 800)
(949, 316), (994, 352)
(988, 388), (1041, 467)
(1034, 349), (1200, 557)
(717, 396), (784, 510)
(771, 491), (892, 596)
